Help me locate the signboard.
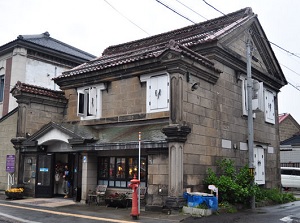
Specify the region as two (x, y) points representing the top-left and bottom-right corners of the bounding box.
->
(6, 155), (15, 173)
(39, 168), (49, 172)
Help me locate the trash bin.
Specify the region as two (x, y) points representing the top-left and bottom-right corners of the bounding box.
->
(73, 187), (81, 202)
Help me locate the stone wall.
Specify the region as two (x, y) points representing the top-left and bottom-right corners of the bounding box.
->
(0, 111), (18, 190)
(146, 153), (168, 206)
(182, 61), (281, 191)
(25, 102), (66, 135)
(65, 76), (169, 124)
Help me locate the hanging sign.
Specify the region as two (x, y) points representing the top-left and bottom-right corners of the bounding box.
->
(6, 155), (15, 173)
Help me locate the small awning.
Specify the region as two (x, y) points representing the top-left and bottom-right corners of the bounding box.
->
(75, 122), (169, 151)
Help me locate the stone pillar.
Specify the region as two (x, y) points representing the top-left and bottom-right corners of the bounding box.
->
(162, 125), (191, 209)
(81, 153), (97, 204)
(169, 143), (183, 196)
(10, 137), (26, 187)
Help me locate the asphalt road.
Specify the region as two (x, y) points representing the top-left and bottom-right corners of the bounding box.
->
(1, 195), (300, 223)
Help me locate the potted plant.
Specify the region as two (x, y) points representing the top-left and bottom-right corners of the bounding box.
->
(105, 192), (129, 208)
(5, 187), (24, 199)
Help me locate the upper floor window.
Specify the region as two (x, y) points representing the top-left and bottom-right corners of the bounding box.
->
(264, 89), (275, 124)
(0, 75), (4, 102)
(77, 83), (106, 120)
(140, 73), (170, 113)
(241, 77), (275, 124)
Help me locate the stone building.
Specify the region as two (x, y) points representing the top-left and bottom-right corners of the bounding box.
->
(0, 32), (95, 190)
(279, 113), (300, 167)
(13, 8), (286, 208)
(279, 113), (300, 142)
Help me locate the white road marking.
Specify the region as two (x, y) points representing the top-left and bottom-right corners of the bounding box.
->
(0, 203), (137, 223)
(0, 211), (41, 223)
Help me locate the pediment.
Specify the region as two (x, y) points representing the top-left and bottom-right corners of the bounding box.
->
(25, 122), (97, 147)
(218, 18), (287, 89)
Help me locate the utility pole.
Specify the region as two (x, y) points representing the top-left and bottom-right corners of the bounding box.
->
(246, 32), (255, 210)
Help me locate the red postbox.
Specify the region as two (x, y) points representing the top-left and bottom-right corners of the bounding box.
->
(128, 175), (140, 220)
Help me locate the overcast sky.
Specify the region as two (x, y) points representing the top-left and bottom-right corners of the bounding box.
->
(1, 0), (300, 123)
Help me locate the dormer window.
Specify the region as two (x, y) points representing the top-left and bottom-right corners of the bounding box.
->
(77, 83), (106, 119)
(140, 73), (170, 113)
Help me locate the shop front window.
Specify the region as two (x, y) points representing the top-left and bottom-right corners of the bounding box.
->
(98, 156), (147, 188)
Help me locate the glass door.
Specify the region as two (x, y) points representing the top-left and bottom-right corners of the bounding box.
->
(35, 153), (54, 198)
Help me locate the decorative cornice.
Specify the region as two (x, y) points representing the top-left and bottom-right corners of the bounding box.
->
(162, 125), (191, 143)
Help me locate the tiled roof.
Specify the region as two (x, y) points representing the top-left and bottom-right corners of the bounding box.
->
(57, 40), (221, 78)
(17, 32), (96, 60)
(102, 7), (253, 56)
(56, 7), (253, 80)
(0, 32), (96, 61)
(10, 81), (65, 99)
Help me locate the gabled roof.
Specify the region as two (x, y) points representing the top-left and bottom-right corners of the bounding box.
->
(102, 8), (253, 56)
(24, 121), (98, 146)
(0, 32), (96, 62)
(56, 7), (286, 90)
(55, 8), (253, 81)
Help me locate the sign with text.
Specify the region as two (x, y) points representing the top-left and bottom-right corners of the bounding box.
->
(6, 155), (15, 173)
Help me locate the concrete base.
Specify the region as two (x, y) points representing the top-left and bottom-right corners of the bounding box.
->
(182, 206), (212, 217)
(165, 196), (186, 210)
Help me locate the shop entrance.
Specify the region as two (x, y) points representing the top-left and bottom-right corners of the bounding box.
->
(35, 153), (81, 199)
(53, 153), (82, 199)
(35, 153), (54, 198)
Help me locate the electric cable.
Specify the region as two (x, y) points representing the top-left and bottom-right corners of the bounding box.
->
(155, 0), (196, 24)
(174, 0), (208, 20)
(103, 0), (150, 36)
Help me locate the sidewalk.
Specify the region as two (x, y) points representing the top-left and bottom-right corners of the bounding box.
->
(0, 191), (189, 222)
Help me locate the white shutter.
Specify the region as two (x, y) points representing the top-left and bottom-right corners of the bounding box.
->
(89, 87), (97, 115)
(157, 75), (169, 109)
(264, 90), (275, 124)
(254, 147), (265, 185)
(149, 78), (157, 110)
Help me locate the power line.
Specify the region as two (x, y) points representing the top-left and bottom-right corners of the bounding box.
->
(155, 0), (196, 24)
(287, 80), (300, 92)
(202, 0), (300, 61)
(103, 0), (150, 36)
(280, 63), (300, 78)
(200, 0), (300, 93)
(174, 0), (208, 20)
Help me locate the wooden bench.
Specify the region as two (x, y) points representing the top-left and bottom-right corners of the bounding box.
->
(88, 185), (107, 205)
(125, 187), (147, 208)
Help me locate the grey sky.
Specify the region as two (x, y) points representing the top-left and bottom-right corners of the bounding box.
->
(1, 0), (299, 123)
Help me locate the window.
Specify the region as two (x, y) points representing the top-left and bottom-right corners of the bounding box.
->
(264, 89), (275, 124)
(98, 156), (147, 188)
(77, 83), (106, 119)
(140, 73), (170, 113)
(0, 75), (4, 102)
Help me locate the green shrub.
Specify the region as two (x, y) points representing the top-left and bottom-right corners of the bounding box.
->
(204, 159), (256, 205)
(204, 158), (295, 206)
(255, 188), (296, 204)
